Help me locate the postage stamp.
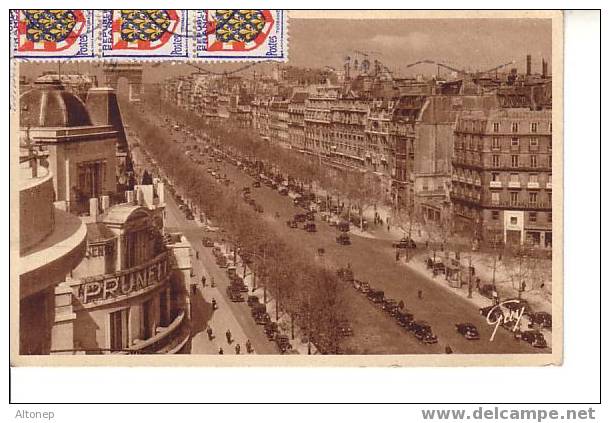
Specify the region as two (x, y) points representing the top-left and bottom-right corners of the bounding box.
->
(194, 9), (287, 61)
(100, 9), (189, 59)
(10, 9), (95, 59)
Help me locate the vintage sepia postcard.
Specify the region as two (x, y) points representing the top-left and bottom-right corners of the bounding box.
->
(10, 10), (563, 366)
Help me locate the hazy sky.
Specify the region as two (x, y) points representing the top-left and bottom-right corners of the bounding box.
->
(20, 17), (552, 83)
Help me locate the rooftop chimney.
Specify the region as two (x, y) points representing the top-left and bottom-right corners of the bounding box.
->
(85, 86), (128, 152)
(526, 54), (532, 76)
(542, 59), (548, 79)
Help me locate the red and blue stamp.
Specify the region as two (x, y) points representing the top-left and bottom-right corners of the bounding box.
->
(10, 9), (287, 61)
(194, 9), (287, 61)
(10, 9), (95, 58)
(101, 9), (189, 58)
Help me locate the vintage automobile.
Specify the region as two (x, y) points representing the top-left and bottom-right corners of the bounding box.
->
(395, 310), (414, 327)
(265, 322), (279, 340)
(337, 267), (354, 283)
(415, 330), (439, 344)
(336, 233), (351, 245)
(479, 284), (496, 300)
(392, 237), (417, 249)
(409, 320), (432, 334)
(215, 256), (228, 268)
(521, 330), (548, 348)
(337, 319), (354, 337)
(479, 305), (504, 321)
(247, 295), (260, 307)
(293, 213), (307, 223)
(367, 289), (385, 304)
(201, 238), (215, 248)
(252, 180), (261, 188)
(456, 323), (481, 340)
(230, 279), (248, 293)
(278, 187), (289, 196)
(253, 308), (271, 325)
(275, 334), (293, 353)
(303, 222), (317, 232)
(251, 303), (266, 317)
(357, 281), (371, 294)
(337, 221), (350, 232)
(226, 286), (244, 302)
(381, 298), (399, 313)
(528, 311), (552, 329)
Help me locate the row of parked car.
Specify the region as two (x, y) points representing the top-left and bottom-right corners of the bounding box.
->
(204, 238), (297, 354)
(337, 267), (439, 345)
(247, 294), (296, 354)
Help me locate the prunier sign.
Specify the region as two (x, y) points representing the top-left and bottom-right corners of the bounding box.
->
(76, 252), (169, 305)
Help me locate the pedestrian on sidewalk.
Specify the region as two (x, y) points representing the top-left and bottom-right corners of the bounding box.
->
(246, 339), (253, 354)
(211, 276), (216, 288)
(226, 329), (232, 344)
(207, 326), (214, 340)
(218, 347), (224, 355)
(201, 275), (207, 287)
(395, 250), (400, 262)
(235, 343), (241, 354)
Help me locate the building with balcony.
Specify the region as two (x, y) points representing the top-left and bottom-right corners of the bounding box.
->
(304, 91), (336, 156)
(17, 78), (192, 355)
(451, 108), (552, 247)
(55, 194), (191, 355)
(287, 91), (308, 151)
(330, 97), (368, 169)
(389, 94), (426, 207)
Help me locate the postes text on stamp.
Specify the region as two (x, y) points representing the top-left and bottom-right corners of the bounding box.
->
(194, 9), (287, 60)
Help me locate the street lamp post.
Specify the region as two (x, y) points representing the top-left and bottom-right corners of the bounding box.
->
(467, 253), (473, 298)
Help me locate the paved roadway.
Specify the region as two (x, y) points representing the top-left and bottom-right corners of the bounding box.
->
(128, 107), (548, 355)
(199, 154), (546, 355)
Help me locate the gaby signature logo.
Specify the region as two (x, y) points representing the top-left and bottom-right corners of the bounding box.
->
(486, 300), (526, 342)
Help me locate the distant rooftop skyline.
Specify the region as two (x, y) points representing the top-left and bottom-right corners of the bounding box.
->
(19, 16), (552, 83)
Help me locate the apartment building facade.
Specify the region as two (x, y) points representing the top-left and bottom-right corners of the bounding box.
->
(451, 108), (552, 248)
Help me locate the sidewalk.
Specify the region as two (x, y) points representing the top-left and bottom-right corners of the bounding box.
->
(404, 252), (552, 344)
(324, 204), (552, 313)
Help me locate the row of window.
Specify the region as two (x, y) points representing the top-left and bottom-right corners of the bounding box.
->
(490, 154), (552, 168)
(490, 172), (551, 184)
(455, 136), (551, 151)
(490, 191), (551, 205)
(491, 121), (551, 134)
(490, 210), (552, 223)
(459, 120), (552, 134)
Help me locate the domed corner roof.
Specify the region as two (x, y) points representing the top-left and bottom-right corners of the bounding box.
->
(19, 81), (92, 128)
